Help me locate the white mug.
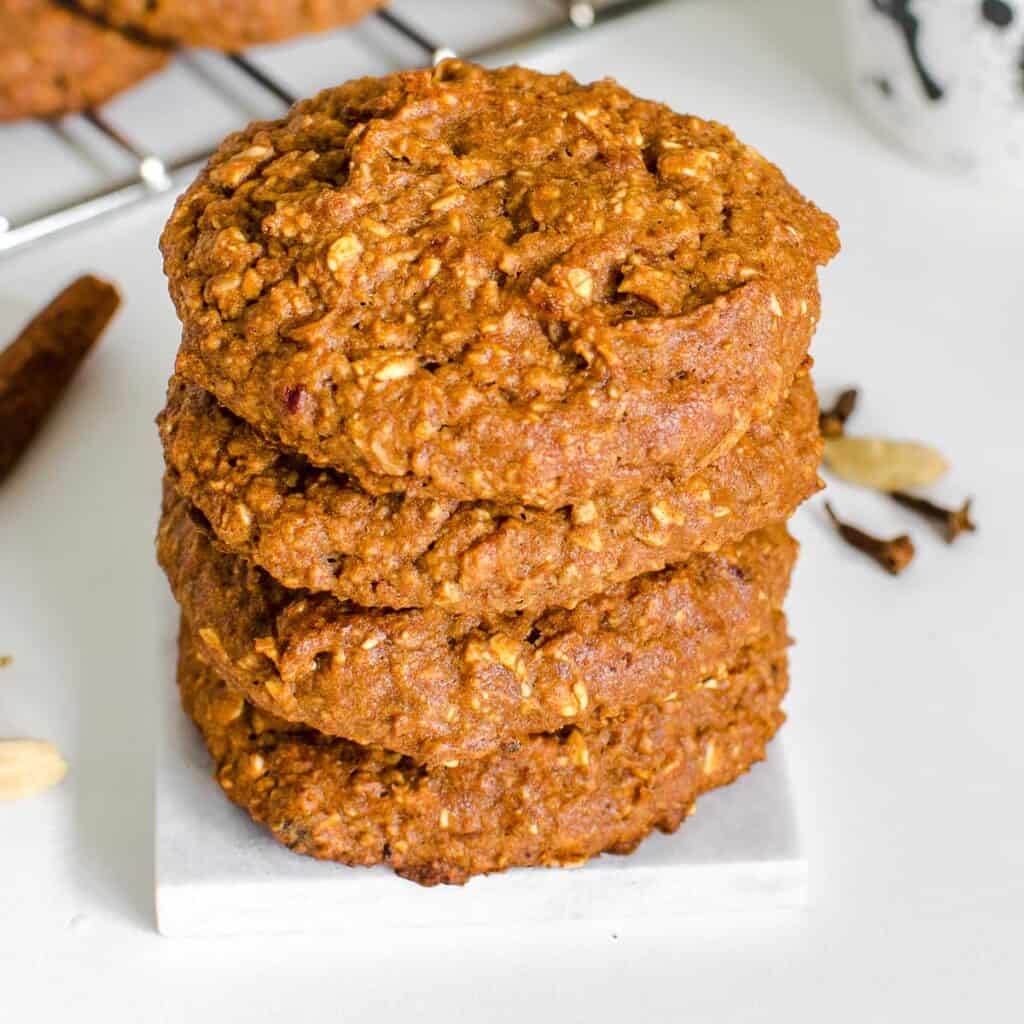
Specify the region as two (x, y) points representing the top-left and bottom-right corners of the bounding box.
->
(842, 0), (1024, 186)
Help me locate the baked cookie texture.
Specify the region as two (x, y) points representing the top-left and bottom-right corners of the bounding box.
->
(156, 62), (839, 884)
(76, 0), (383, 50)
(159, 369), (822, 615)
(161, 61), (839, 507)
(0, 0), (169, 121)
(159, 487), (796, 766)
(178, 620), (790, 886)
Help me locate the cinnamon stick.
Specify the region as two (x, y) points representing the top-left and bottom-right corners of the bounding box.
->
(0, 275), (119, 484)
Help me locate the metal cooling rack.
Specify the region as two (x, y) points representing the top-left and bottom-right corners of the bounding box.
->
(0, 0), (667, 256)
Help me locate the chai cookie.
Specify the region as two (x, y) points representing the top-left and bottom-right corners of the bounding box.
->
(158, 369), (821, 615)
(0, 0), (168, 122)
(158, 487), (796, 766)
(162, 61), (839, 508)
(76, 0), (382, 51)
(178, 618), (790, 885)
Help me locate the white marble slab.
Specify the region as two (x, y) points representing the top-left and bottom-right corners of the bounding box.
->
(156, 674), (806, 937)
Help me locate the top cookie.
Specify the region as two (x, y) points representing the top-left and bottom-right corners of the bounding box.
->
(163, 61), (839, 508)
(75, 0), (383, 51)
(0, 0), (169, 122)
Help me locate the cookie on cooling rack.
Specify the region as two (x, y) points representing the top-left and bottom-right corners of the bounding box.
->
(0, 0), (169, 121)
(76, 0), (384, 50)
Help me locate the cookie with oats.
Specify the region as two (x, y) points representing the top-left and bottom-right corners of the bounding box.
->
(76, 0), (382, 51)
(0, 0), (168, 122)
(158, 370), (822, 615)
(161, 61), (839, 508)
(179, 617), (790, 886)
(158, 487), (796, 767)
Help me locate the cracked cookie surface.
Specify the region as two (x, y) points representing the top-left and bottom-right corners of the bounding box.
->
(179, 618), (790, 886)
(159, 487), (796, 766)
(76, 0), (382, 50)
(0, 0), (168, 121)
(159, 370), (821, 614)
(162, 61), (839, 508)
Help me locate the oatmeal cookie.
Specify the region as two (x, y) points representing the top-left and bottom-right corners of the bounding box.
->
(179, 618), (790, 885)
(159, 369), (821, 614)
(159, 488), (796, 766)
(162, 61), (839, 508)
(0, 0), (169, 121)
(76, 0), (382, 50)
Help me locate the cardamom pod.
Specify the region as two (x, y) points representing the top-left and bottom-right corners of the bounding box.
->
(0, 739), (68, 801)
(823, 436), (949, 491)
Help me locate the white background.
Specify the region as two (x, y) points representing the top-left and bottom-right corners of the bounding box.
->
(1, 0), (1021, 1019)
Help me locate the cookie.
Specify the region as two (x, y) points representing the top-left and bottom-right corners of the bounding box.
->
(179, 618), (789, 885)
(0, 0), (169, 121)
(158, 488), (796, 766)
(161, 61), (839, 508)
(76, 0), (383, 50)
(159, 369), (821, 614)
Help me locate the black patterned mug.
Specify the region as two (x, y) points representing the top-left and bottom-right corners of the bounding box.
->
(843, 0), (1024, 184)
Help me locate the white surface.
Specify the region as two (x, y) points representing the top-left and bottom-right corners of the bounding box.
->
(158, 684), (805, 936)
(0, 0), (1021, 1020)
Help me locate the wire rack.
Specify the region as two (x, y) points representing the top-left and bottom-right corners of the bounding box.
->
(0, 0), (668, 256)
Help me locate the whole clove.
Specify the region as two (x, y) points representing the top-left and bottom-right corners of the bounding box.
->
(889, 491), (976, 544)
(825, 502), (915, 575)
(819, 388), (858, 438)
(0, 275), (120, 486)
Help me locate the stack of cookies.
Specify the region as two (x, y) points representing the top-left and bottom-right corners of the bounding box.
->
(156, 61), (838, 885)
